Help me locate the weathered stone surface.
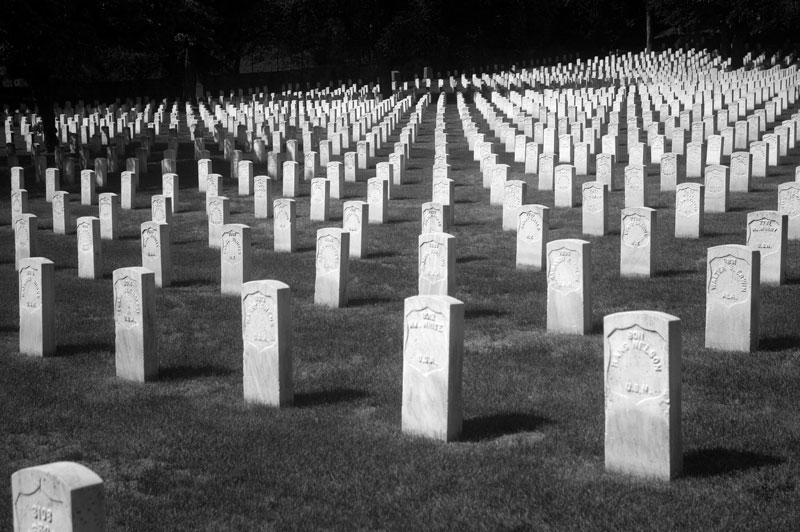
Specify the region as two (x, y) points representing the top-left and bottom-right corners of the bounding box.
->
(546, 239), (592, 335)
(76, 216), (102, 279)
(746, 211), (787, 285)
(113, 267), (158, 382)
(314, 228), (349, 307)
(674, 183), (704, 239)
(18, 257), (56, 357)
(140, 221), (171, 288)
(620, 207), (657, 278)
(704, 245), (760, 352)
(221, 224), (252, 295)
(401, 294), (464, 442)
(419, 233), (455, 296)
(242, 280), (293, 407)
(604, 311), (682, 481)
(11, 461), (105, 532)
(516, 205), (549, 271)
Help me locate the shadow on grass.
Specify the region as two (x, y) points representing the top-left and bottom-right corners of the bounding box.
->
(703, 230), (738, 237)
(658, 268), (698, 277)
(683, 448), (784, 477)
(368, 250), (399, 259)
(349, 296), (393, 307)
(465, 306), (505, 319)
(758, 336), (800, 351)
(294, 388), (369, 407)
(170, 279), (213, 288)
(461, 412), (552, 442)
(118, 234), (140, 241)
(56, 342), (114, 357)
(158, 364), (234, 380)
(457, 255), (487, 264)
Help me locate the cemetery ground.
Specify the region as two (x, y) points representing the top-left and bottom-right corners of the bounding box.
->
(2, 98), (800, 530)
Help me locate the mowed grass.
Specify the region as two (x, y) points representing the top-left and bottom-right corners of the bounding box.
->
(2, 95), (800, 531)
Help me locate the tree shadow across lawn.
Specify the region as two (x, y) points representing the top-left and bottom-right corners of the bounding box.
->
(683, 448), (784, 477)
(158, 364), (234, 381)
(758, 335), (800, 351)
(464, 306), (505, 319)
(461, 412), (553, 442)
(170, 278), (214, 288)
(294, 388), (369, 408)
(56, 341), (114, 357)
(348, 296), (393, 307)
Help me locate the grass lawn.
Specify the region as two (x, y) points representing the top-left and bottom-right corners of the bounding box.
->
(1, 91), (800, 531)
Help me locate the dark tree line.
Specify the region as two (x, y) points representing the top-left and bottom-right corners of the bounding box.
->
(2, 0), (799, 147)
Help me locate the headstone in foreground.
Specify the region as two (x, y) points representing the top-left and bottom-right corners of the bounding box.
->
(221, 224), (252, 295)
(11, 461), (105, 532)
(273, 198), (296, 253)
(546, 239), (592, 335)
(674, 183), (704, 239)
(419, 232), (455, 296)
(777, 182), (800, 239)
(516, 204), (549, 271)
(141, 221), (171, 288)
(207, 196), (229, 249)
(314, 228), (349, 308)
(582, 182), (608, 236)
(343, 201), (368, 259)
(620, 207), (657, 278)
(242, 280), (293, 407)
(113, 267), (158, 381)
(746, 211), (787, 285)
(18, 257), (55, 357)
(52, 191), (73, 235)
(401, 294), (464, 442)
(98, 193), (119, 241)
(604, 310), (682, 481)
(705, 245), (760, 352)
(76, 216), (102, 280)
(13, 213), (38, 271)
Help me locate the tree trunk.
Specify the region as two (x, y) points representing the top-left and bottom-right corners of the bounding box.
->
(32, 81), (58, 154)
(731, 28), (745, 69)
(645, 0), (652, 54)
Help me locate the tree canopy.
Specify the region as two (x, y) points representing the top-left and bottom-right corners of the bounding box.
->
(2, 0), (799, 92)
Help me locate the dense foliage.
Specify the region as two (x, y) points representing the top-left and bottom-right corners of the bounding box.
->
(2, 0), (800, 88)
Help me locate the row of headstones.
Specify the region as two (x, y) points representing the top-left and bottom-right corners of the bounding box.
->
(480, 49), (790, 101)
(6, 91), (426, 271)
(482, 74), (794, 136)
(12, 93), (441, 360)
(451, 93), (767, 350)
(198, 90), (405, 157)
(477, 59), (798, 158)
(213, 95), (410, 173)
(473, 79), (797, 182)
(8, 296), (697, 532)
(4, 83), (394, 188)
(462, 85), (800, 245)
(2, 302), (684, 531)
(515, 48), (720, 84)
(10, 93), (433, 320)
(493, 62), (795, 125)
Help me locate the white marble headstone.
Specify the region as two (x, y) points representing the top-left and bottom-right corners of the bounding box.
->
(604, 311), (682, 480)
(401, 294), (464, 442)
